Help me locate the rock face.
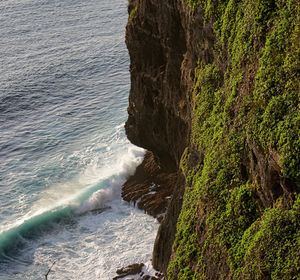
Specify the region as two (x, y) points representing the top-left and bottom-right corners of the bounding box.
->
(125, 0), (193, 272)
(125, 0), (191, 168)
(125, 0), (300, 279)
(122, 151), (177, 220)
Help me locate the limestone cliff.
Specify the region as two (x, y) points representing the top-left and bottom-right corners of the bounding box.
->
(125, 0), (300, 279)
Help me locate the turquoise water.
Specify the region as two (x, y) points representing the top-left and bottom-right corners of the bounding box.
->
(0, 0), (158, 279)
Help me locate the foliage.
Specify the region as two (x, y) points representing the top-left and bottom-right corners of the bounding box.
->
(168, 0), (300, 279)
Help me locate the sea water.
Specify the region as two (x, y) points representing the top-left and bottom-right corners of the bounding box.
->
(0, 0), (158, 279)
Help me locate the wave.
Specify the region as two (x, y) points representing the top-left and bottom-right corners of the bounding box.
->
(0, 146), (145, 257)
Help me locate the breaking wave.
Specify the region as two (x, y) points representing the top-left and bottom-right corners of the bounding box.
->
(0, 146), (145, 257)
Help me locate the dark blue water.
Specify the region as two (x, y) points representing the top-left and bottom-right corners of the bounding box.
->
(0, 0), (158, 279)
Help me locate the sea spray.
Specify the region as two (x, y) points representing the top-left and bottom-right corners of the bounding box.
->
(76, 146), (145, 213)
(0, 146), (144, 257)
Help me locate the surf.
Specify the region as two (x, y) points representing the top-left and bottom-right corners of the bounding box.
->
(0, 146), (145, 258)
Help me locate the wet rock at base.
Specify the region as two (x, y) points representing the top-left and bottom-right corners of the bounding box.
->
(113, 263), (164, 280)
(122, 151), (177, 220)
(113, 263), (144, 280)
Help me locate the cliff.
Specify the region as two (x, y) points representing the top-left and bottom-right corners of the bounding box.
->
(125, 0), (300, 279)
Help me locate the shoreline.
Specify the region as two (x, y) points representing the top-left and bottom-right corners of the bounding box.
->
(113, 151), (177, 279)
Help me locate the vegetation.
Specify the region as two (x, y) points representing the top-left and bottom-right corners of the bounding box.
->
(168, 0), (300, 279)
(129, 5), (138, 22)
(128, 0), (138, 22)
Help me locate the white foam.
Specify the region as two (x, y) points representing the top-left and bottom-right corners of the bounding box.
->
(75, 146), (145, 214)
(1, 125), (155, 280)
(0, 145), (145, 236)
(26, 204), (159, 280)
(116, 261), (162, 280)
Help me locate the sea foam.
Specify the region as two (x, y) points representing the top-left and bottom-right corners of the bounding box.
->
(0, 146), (145, 257)
(76, 146), (145, 214)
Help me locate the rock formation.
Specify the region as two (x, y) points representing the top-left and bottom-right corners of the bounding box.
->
(123, 0), (300, 279)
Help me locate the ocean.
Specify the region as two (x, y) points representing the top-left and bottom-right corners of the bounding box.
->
(0, 0), (158, 279)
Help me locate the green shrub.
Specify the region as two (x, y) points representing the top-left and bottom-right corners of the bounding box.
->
(168, 0), (300, 279)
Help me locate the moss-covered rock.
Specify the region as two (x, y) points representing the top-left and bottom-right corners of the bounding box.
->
(125, 0), (299, 278)
(168, 0), (300, 279)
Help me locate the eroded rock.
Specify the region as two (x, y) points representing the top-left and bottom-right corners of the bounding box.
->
(122, 151), (177, 220)
(113, 263), (144, 280)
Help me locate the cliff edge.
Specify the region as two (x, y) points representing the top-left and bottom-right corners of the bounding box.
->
(125, 0), (300, 279)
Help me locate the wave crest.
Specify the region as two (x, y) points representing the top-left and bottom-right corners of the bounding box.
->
(0, 146), (145, 256)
